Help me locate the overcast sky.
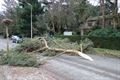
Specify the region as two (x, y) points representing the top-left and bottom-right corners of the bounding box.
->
(0, 0), (4, 11)
(0, 0), (120, 12)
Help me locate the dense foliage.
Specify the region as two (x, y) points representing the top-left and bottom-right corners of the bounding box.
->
(55, 34), (120, 50)
(0, 0), (100, 36)
(0, 52), (38, 67)
(16, 0), (44, 36)
(88, 27), (120, 37)
(15, 38), (44, 52)
(88, 37), (120, 50)
(15, 37), (94, 54)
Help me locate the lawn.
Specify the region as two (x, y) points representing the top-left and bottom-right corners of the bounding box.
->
(94, 48), (120, 58)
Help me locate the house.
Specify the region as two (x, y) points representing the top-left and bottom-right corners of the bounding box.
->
(86, 15), (113, 28)
(80, 13), (120, 36)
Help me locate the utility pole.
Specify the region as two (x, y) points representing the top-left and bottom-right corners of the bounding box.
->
(31, 5), (33, 39)
(27, 3), (33, 39)
(100, 0), (105, 28)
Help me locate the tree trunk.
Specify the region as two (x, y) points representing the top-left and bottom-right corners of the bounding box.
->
(32, 37), (93, 61)
(6, 26), (9, 53)
(113, 0), (118, 28)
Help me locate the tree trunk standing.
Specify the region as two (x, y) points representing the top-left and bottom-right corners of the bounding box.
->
(6, 26), (9, 52)
(80, 43), (83, 53)
(100, 0), (105, 28)
(58, 23), (61, 34)
(113, 17), (117, 28)
(113, 0), (118, 28)
(80, 29), (84, 36)
(52, 21), (55, 34)
(118, 14), (120, 27)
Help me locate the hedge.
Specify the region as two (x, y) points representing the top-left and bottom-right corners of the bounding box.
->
(88, 37), (120, 50)
(54, 35), (120, 50)
(54, 35), (82, 42)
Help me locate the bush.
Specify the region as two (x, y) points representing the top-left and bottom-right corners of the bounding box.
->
(81, 38), (94, 52)
(88, 27), (120, 37)
(86, 28), (120, 50)
(0, 52), (38, 67)
(54, 34), (120, 50)
(15, 38), (44, 52)
(88, 37), (120, 50)
(54, 35), (81, 42)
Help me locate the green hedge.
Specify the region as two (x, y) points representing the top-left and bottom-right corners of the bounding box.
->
(88, 37), (120, 50)
(88, 27), (120, 37)
(54, 35), (82, 42)
(54, 35), (120, 50)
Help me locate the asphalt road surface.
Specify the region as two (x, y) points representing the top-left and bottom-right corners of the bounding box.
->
(42, 54), (120, 80)
(0, 38), (17, 51)
(0, 38), (120, 80)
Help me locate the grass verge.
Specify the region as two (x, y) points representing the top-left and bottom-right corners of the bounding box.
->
(94, 48), (120, 58)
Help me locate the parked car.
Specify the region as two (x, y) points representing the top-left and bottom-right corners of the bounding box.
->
(11, 35), (22, 43)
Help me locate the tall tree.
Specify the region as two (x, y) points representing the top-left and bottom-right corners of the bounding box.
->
(1, 0), (17, 36)
(106, 0), (118, 28)
(17, 0), (44, 36)
(3, 0), (17, 18)
(0, 14), (4, 35)
(113, 0), (118, 28)
(37, 0), (99, 34)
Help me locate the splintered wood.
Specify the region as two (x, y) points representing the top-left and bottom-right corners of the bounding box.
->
(32, 37), (93, 61)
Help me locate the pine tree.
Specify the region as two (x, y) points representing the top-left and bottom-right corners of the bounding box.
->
(18, 0), (44, 36)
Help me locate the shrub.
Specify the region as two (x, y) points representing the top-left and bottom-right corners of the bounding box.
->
(15, 38), (44, 52)
(88, 27), (120, 37)
(0, 52), (38, 67)
(88, 37), (120, 50)
(86, 28), (120, 50)
(54, 35), (120, 50)
(54, 35), (81, 42)
(81, 38), (94, 52)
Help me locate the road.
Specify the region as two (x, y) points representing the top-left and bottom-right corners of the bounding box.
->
(0, 38), (120, 80)
(42, 54), (120, 80)
(0, 38), (17, 51)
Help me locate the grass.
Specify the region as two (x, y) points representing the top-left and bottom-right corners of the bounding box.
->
(94, 48), (120, 58)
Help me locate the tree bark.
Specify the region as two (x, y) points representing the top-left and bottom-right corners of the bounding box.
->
(33, 37), (93, 61)
(113, 0), (118, 28)
(6, 26), (9, 53)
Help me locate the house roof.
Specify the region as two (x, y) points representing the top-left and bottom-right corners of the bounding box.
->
(87, 14), (120, 21)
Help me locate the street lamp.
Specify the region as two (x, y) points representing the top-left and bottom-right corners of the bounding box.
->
(27, 3), (33, 39)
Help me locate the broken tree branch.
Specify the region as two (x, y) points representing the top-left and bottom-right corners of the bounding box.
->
(33, 37), (93, 61)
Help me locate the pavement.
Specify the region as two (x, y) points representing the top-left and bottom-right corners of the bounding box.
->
(45, 54), (120, 80)
(0, 38), (17, 51)
(0, 54), (119, 80)
(0, 38), (120, 80)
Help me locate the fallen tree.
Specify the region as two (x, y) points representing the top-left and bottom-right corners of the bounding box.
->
(32, 37), (93, 61)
